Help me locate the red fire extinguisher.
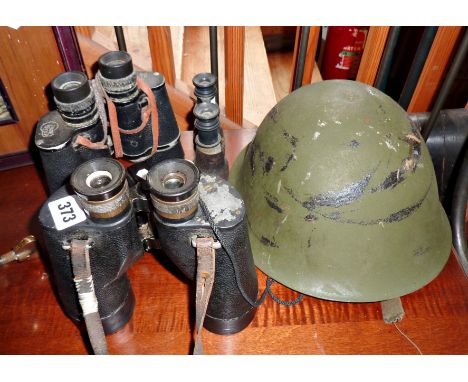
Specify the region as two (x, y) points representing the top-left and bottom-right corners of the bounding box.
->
(321, 26), (369, 80)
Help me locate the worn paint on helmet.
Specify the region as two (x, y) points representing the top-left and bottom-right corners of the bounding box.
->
(230, 80), (451, 302)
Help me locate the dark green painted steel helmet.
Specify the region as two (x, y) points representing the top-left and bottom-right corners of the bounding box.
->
(230, 80), (451, 303)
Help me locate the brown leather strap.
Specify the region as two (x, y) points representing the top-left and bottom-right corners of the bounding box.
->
(101, 84), (124, 158)
(193, 237), (216, 355)
(117, 105), (151, 135)
(99, 75), (159, 158)
(74, 135), (108, 150)
(136, 76), (159, 156)
(70, 239), (108, 355)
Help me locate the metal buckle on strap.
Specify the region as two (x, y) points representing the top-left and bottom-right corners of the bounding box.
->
(191, 236), (221, 249)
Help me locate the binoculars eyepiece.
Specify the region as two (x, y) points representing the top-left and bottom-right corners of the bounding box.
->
(192, 72), (217, 103)
(52, 71), (91, 104)
(98, 51), (133, 79)
(147, 159), (200, 222)
(98, 51), (138, 103)
(51, 71), (98, 126)
(71, 158), (130, 220)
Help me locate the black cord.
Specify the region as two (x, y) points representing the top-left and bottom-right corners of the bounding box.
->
(199, 197), (305, 307)
(266, 278), (305, 306)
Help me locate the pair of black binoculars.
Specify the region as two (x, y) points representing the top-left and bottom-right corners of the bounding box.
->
(35, 51), (184, 194)
(38, 157), (258, 340)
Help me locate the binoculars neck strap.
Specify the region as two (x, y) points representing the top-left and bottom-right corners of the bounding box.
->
(193, 237), (217, 355)
(98, 76), (159, 159)
(69, 239), (108, 355)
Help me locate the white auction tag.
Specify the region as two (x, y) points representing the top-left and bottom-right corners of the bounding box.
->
(48, 196), (87, 231)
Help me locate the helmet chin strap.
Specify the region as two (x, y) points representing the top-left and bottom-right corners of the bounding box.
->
(381, 297), (405, 324)
(381, 298), (424, 355)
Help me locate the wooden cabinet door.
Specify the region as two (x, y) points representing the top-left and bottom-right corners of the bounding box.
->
(0, 27), (64, 156)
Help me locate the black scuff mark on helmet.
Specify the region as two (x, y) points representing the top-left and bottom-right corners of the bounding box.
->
(247, 219), (280, 249)
(258, 149), (275, 175)
(342, 178), (432, 226)
(248, 142), (258, 176)
(264, 156), (275, 173)
(268, 105), (279, 123)
(265, 193), (283, 213)
(371, 129), (422, 192)
(321, 211), (343, 220)
(283, 131), (298, 148)
(382, 203), (421, 223)
(349, 139), (360, 148)
(280, 153), (295, 172)
(305, 214), (318, 222)
(413, 246), (430, 257)
(284, 165), (382, 220)
(308, 238), (312, 248)
(284, 186), (302, 204)
(259, 150), (265, 170)
(279, 130), (299, 172)
(260, 236), (279, 248)
(302, 167), (377, 209)
(378, 104), (387, 115)
(371, 168), (403, 192)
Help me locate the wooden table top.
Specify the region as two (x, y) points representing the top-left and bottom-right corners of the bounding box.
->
(1, 129), (468, 355)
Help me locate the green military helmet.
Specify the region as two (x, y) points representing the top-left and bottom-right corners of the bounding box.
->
(230, 80), (451, 303)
